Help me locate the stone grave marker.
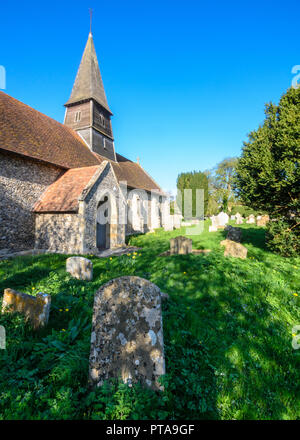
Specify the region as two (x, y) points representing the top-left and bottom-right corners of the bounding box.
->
(170, 236), (192, 255)
(225, 225), (242, 243)
(235, 213), (243, 225)
(246, 214), (256, 224)
(66, 256), (93, 281)
(89, 276), (165, 391)
(220, 239), (248, 259)
(2, 288), (51, 329)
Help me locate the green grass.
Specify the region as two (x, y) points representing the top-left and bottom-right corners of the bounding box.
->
(0, 220), (299, 420)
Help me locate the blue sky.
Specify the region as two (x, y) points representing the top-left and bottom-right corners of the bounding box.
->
(1, 0), (299, 194)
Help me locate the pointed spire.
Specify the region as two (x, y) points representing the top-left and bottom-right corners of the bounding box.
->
(65, 32), (112, 114)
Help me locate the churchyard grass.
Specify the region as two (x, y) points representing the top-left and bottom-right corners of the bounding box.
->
(0, 220), (299, 419)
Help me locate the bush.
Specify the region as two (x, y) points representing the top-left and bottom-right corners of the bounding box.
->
(266, 218), (300, 257)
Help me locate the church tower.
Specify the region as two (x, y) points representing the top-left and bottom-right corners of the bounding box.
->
(64, 32), (116, 162)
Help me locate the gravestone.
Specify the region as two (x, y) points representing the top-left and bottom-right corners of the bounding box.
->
(220, 239), (247, 259)
(2, 288), (51, 329)
(246, 214), (256, 224)
(235, 213), (243, 225)
(163, 216), (174, 231)
(209, 215), (218, 232)
(257, 215), (270, 227)
(230, 215), (236, 220)
(89, 276), (165, 391)
(66, 257), (93, 281)
(225, 225), (242, 243)
(173, 214), (183, 229)
(216, 211), (229, 226)
(170, 236), (192, 255)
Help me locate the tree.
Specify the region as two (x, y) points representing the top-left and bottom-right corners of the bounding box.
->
(234, 86), (300, 255)
(176, 171), (209, 218)
(209, 157), (239, 212)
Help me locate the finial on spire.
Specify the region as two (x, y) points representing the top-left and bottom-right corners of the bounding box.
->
(89, 8), (93, 35)
(137, 157), (140, 165)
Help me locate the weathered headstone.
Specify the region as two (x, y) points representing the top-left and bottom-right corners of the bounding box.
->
(246, 214), (256, 224)
(220, 239), (247, 259)
(89, 276), (165, 391)
(225, 225), (243, 243)
(66, 256), (93, 281)
(235, 213), (243, 225)
(170, 236), (192, 255)
(257, 215), (270, 227)
(1, 288), (51, 329)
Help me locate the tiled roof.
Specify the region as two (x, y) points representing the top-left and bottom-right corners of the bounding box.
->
(94, 152), (164, 194)
(34, 165), (102, 212)
(65, 33), (112, 113)
(0, 91), (99, 169)
(0, 91), (164, 197)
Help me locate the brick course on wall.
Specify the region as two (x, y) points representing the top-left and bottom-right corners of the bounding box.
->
(0, 151), (62, 251)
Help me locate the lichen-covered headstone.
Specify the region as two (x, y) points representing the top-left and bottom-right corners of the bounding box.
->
(170, 236), (192, 255)
(2, 288), (51, 329)
(66, 257), (93, 281)
(89, 276), (165, 391)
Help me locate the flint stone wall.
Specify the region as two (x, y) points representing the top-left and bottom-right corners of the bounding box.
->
(0, 151), (61, 251)
(35, 163), (126, 254)
(89, 276), (165, 391)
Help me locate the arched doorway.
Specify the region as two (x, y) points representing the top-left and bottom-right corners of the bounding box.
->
(96, 196), (110, 250)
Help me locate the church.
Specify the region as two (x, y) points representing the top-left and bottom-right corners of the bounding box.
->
(0, 32), (166, 254)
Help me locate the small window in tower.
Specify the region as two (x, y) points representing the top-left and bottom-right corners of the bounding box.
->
(100, 114), (105, 126)
(74, 111), (81, 122)
(103, 139), (107, 150)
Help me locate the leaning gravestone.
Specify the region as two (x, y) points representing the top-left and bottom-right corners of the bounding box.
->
(170, 236), (192, 255)
(2, 288), (51, 329)
(66, 257), (93, 281)
(89, 276), (165, 391)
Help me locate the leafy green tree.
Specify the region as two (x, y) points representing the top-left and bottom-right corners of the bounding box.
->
(176, 171), (209, 218)
(235, 86), (300, 255)
(211, 157), (239, 211)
